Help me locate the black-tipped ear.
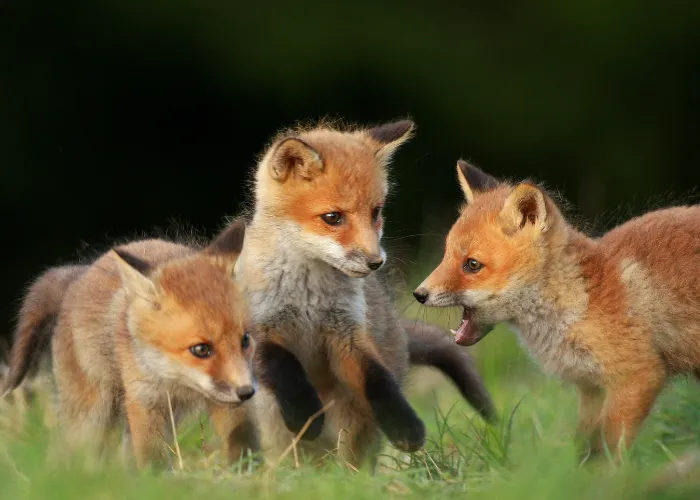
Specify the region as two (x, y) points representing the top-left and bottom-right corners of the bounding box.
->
(456, 160), (499, 203)
(113, 249), (152, 277)
(367, 119), (415, 163)
(206, 218), (246, 257)
(457, 160), (498, 192)
(368, 120), (415, 145)
(268, 138), (323, 183)
(112, 249), (157, 300)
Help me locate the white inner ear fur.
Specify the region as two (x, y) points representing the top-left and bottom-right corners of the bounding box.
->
(456, 162), (475, 203)
(268, 138), (324, 182)
(499, 185), (548, 235)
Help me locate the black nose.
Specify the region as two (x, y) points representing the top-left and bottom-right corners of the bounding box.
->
(236, 385), (255, 401)
(413, 288), (429, 304)
(367, 256), (384, 271)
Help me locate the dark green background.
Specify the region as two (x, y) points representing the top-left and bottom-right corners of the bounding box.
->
(2, 1), (699, 340)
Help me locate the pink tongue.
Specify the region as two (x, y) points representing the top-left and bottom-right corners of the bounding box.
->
(454, 317), (479, 346)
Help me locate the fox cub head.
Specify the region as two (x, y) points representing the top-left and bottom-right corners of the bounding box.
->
(254, 119), (414, 277)
(112, 219), (256, 404)
(414, 161), (565, 346)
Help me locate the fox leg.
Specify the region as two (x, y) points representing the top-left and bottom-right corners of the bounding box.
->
(598, 368), (665, 458)
(322, 392), (377, 468)
(51, 384), (115, 469)
(121, 420), (133, 467)
(208, 401), (260, 465)
(337, 422), (379, 470)
(364, 431), (383, 474)
(123, 393), (169, 470)
(256, 339), (325, 440)
(326, 333), (425, 456)
(575, 384), (605, 462)
(50, 333), (115, 468)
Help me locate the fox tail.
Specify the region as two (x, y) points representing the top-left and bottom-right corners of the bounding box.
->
(402, 318), (497, 423)
(2, 265), (87, 397)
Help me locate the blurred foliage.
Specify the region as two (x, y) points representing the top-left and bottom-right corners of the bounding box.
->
(1, 0), (699, 336)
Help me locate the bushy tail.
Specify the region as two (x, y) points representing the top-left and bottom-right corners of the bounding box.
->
(401, 318), (497, 423)
(2, 265), (87, 396)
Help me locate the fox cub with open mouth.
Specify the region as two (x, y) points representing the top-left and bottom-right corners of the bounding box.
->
(415, 160), (700, 460)
(4, 220), (257, 469)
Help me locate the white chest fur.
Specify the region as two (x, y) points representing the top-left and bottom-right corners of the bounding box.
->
(510, 289), (600, 383)
(237, 228), (367, 366)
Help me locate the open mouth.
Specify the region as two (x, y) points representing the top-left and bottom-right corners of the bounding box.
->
(450, 308), (487, 346)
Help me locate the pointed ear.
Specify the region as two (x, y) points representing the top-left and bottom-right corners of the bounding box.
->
(456, 160), (499, 203)
(112, 249), (157, 300)
(205, 217), (246, 259)
(367, 119), (415, 161)
(498, 183), (548, 235)
(268, 137), (323, 183)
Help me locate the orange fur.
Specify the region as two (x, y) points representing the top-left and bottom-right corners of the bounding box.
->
(239, 121), (494, 468)
(416, 161), (700, 460)
(253, 123), (397, 274)
(10, 221), (258, 469)
(129, 257), (250, 385)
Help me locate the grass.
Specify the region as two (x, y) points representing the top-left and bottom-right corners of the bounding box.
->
(1, 300), (700, 499)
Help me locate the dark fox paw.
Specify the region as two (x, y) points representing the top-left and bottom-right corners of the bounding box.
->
(258, 341), (325, 441)
(279, 394), (325, 441)
(364, 356), (426, 452)
(382, 413), (426, 453)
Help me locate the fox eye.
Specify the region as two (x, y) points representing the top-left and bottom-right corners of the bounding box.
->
(371, 206), (382, 223)
(464, 258), (484, 273)
(241, 332), (251, 350)
(190, 343), (213, 358)
(321, 212), (344, 226)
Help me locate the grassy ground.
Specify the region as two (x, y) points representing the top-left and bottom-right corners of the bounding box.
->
(1, 300), (700, 498)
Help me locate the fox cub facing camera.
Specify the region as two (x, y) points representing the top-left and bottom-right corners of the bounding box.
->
(236, 120), (495, 468)
(415, 160), (700, 460)
(4, 220), (258, 469)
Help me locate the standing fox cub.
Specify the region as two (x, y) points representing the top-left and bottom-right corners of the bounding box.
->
(414, 159), (700, 459)
(236, 120), (495, 468)
(4, 220), (257, 469)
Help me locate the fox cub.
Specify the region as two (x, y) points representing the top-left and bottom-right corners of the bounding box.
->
(236, 120), (495, 468)
(414, 160), (700, 459)
(4, 220), (257, 469)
